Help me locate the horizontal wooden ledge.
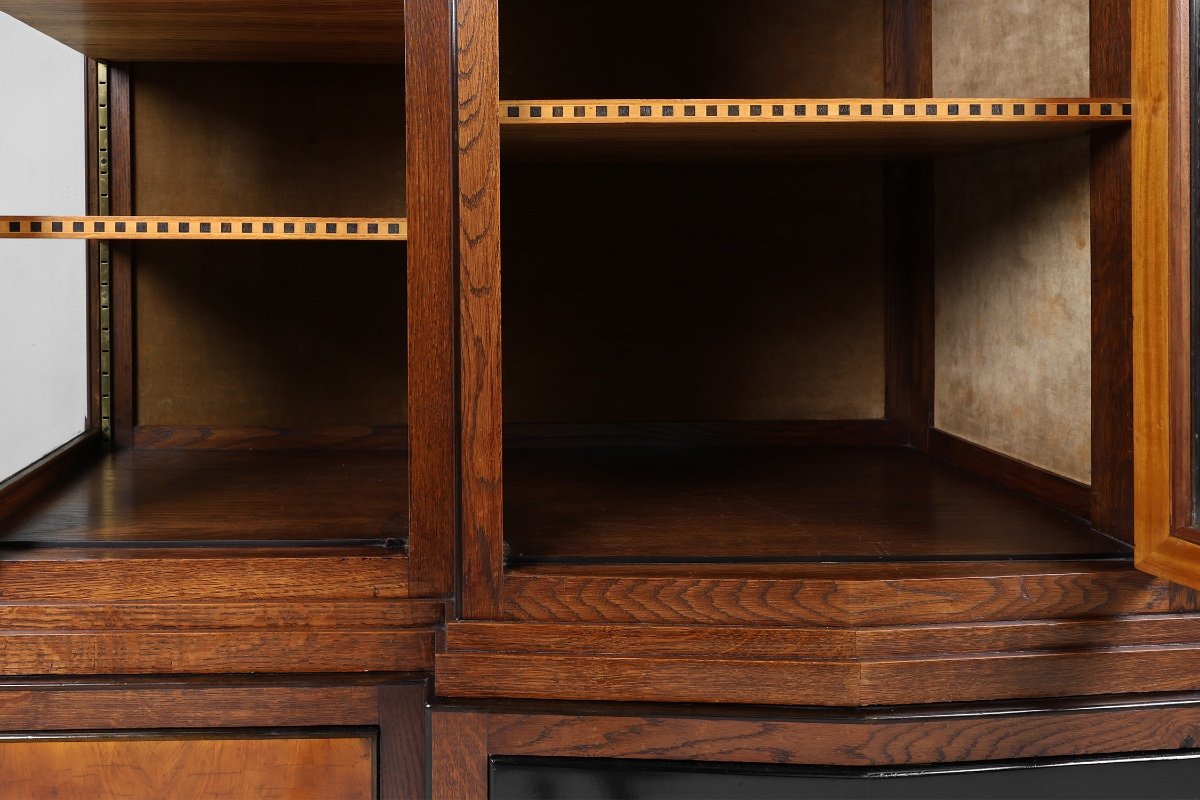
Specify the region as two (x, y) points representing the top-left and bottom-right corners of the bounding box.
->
(487, 702), (1200, 766)
(0, 216), (408, 241)
(0, 629), (434, 675)
(437, 643), (1200, 707)
(501, 97), (1131, 158)
(502, 98), (1132, 124)
(500, 561), (1161, 626)
(1, 2), (405, 63)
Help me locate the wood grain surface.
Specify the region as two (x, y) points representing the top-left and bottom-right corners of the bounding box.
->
(0, 450), (408, 544)
(1131, 0), (1199, 585)
(1089, 0), (1135, 543)
(929, 429), (1093, 519)
(405, 0), (459, 598)
(0, 736), (375, 800)
(446, 622), (855, 660)
(134, 425), (409, 450)
(379, 684), (428, 800)
(500, 561), (1161, 626)
(0, 685), (382, 731)
(432, 711), (489, 800)
(503, 447), (1124, 562)
(0, 550), (410, 602)
(457, 0), (505, 619)
(439, 612), (1200, 706)
(0, 629), (433, 676)
(486, 700), (1200, 766)
(437, 653), (859, 706)
(0, 1), (406, 62)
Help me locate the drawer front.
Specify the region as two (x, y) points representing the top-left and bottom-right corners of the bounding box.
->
(491, 753), (1200, 800)
(0, 734), (375, 800)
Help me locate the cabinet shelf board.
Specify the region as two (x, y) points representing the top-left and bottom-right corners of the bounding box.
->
(0, 450), (409, 546)
(503, 446), (1127, 564)
(500, 98), (1131, 158)
(0, 1), (405, 62)
(0, 216), (408, 241)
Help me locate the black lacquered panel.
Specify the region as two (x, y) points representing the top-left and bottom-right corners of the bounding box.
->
(492, 754), (1200, 800)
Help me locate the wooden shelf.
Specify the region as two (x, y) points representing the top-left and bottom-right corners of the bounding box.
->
(0, 2), (405, 62)
(0, 216), (408, 241)
(500, 98), (1132, 158)
(0, 450), (408, 546)
(503, 446), (1128, 564)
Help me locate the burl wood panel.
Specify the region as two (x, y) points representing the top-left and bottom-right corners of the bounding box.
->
(932, 0), (1090, 97)
(504, 447), (1124, 561)
(0, 450), (407, 543)
(0, 736), (374, 800)
(935, 137), (1093, 482)
(0, 1), (405, 62)
(133, 63), (405, 217)
(499, 0), (883, 98)
(503, 162), (886, 422)
(136, 242), (406, 428)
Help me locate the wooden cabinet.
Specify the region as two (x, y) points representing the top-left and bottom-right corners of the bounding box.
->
(0, 0), (1199, 798)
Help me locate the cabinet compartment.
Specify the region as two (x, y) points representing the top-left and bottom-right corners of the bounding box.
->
(501, 0), (1087, 100)
(499, 140), (1121, 564)
(481, 0), (1131, 569)
(0, 61), (411, 547)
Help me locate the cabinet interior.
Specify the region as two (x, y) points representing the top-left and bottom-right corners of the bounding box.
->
(0, 62), (410, 548)
(496, 0), (1130, 565)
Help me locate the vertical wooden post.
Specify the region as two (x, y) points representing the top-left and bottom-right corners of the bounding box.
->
(1090, 0), (1135, 542)
(378, 684), (428, 800)
(883, 0), (934, 450)
(432, 710), (489, 800)
(457, 0), (506, 619)
(406, 0), (459, 598)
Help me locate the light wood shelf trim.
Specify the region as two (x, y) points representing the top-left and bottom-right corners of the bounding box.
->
(0, 216), (408, 241)
(500, 97), (1132, 125)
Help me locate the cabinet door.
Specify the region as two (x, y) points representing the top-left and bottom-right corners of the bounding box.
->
(0, 13), (92, 483)
(1134, 0), (1200, 584)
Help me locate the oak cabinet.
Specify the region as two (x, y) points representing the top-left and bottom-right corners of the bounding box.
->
(1, 1), (1199, 798)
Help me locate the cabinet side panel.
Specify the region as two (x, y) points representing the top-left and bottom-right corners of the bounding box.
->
(932, 0), (1090, 96)
(934, 138), (1093, 483)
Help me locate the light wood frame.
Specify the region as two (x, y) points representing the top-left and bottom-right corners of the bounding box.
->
(1133, 0), (1200, 586)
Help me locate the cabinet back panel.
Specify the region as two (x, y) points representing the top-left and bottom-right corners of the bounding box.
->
(934, 137), (1092, 483)
(132, 63), (405, 216)
(499, 0), (884, 99)
(502, 162), (886, 424)
(932, 0), (1090, 97)
(135, 242), (406, 428)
